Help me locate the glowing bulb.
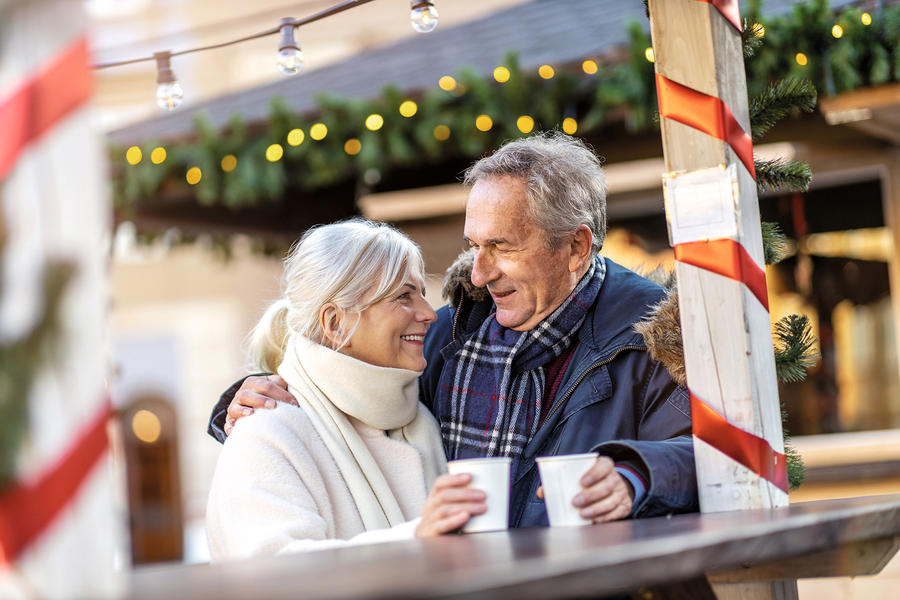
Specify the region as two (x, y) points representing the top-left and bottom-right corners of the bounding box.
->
(287, 128), (305, 146)
(277, 48), (304, 75)
(221, 155), (238, 172)
(277, 19), (304, 75)
(538, 65), (555, 79)
(150, 147), (167, 164)
(156, 82), (183, 111)
(582, 60), (598, 74)
(861, 12), (872, 26)
(795, 52), (808, 66)
(266, 144), (284, 162)
(125, 146), (142, 165)
(831, 24), (843, 38)
(645, 47), (655, 63)
(438, 75), (456, 91)
(475, 115), (493, 132)
(751, 23), (766, 38)
(132, 410), (161, 444)
(310, 123), (328, 140)
(516, 115), (534, 134)
(562, 118), (578, 135)
(399, 100), (418, 117)
(433, 124), (450, 141)
(186, 167), (202, 185)
(493, 67), (511, 83)
(344, 139), (362, 155)
(365, 114), (384, 131)
(410, 1), (438, 33)
(154, 51), (183, 111)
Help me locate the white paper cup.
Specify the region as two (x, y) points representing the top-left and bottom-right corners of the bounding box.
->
(536, 452), (599, 527)
(446, 457), (511, 533)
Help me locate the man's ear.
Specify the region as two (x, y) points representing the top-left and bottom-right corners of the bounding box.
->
(568, 224), (594, 273)
(319, 303), (348, 349)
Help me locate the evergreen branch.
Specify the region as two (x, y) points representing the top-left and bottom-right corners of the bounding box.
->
(784, 434), (807, 490)
(755, 158), (812, 193)
(774, 314), (819, 384)
(761, 221), (790, 266)
(742, 20), (764, 59)
(750, 79), (817, 141)
(780, 401), (806, 490)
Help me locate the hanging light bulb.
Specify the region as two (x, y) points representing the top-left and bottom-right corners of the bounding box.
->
(410, 1), (438, 33)
(154, 51), (183, 111)
(276, 18), (304, 75)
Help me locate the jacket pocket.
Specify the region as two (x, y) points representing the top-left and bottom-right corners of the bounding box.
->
(557, 364), (612, 423)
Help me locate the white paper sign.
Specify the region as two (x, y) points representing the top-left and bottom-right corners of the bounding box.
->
(663, 164), (740, 246)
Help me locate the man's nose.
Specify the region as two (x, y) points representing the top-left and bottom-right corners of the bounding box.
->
(470, 249), (498, 288)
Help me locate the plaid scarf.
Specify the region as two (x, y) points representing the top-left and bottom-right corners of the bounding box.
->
(440, 255), (605, 473)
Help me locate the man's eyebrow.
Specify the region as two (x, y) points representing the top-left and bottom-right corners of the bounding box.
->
(402, 283), (418, 292)
(463, 236), (508, 245)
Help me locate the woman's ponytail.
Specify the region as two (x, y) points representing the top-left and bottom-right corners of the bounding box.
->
(247, 298), (292, 373)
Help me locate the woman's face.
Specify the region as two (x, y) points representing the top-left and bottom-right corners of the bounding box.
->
(342, 279), (437, 371)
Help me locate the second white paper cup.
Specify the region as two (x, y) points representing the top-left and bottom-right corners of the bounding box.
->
(536, 452), (599, 527)
(446, 457), (511, 533)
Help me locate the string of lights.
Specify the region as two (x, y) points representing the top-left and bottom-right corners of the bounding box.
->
(93, 0), (440, 111)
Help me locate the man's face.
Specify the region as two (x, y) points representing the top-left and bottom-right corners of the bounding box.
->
(464, 175), (582, 331)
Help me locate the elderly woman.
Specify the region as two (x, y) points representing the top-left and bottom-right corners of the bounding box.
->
(206, 219), (481, 561)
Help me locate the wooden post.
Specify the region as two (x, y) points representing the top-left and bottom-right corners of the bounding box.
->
(646, 2), (791, 596)
(648, 0), (788, 513)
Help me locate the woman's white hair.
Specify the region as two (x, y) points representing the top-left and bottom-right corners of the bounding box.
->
(247, 218), (426, 372)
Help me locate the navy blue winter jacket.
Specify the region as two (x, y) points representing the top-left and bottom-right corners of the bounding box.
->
(421, 259), (698, 526)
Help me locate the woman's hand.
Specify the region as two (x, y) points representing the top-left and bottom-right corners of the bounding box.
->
(224, 375), (298, 436)
(415, 473), (487, 537)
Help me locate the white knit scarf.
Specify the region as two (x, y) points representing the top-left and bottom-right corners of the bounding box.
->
(277, 334), (447, 530)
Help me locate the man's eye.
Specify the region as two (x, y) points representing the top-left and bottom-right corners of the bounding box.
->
(397, 292), (411, 300)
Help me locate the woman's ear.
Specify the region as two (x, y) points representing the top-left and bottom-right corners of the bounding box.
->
(319, 303), (347, 349)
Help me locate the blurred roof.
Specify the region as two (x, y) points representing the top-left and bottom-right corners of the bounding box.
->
(107, 0), (647, 144)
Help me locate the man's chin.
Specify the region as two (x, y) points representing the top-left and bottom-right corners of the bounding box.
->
(495, 309), (527, 331)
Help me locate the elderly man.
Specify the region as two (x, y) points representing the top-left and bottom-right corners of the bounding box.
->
(208, 132), (697, 527)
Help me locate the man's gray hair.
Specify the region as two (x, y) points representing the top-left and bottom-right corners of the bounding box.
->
(463, 131), (607, 252)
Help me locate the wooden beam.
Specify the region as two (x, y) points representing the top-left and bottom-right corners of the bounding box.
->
(818, 82), (900, 113)
(647, 1), (787, 513)
(709, 535), (900, 582)
(129, 496), (900, 600)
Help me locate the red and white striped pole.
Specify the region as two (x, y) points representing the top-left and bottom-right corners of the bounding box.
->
(0, 1), (120, 596)
(647, 0), (789, 514)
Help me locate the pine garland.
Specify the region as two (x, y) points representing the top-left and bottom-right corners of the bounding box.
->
(113, 2), (900, 219)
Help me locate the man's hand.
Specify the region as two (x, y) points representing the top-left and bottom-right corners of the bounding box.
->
(536, 456), (634, 523)
(415, 473), (487, 537)
(224, 375), (298, 436)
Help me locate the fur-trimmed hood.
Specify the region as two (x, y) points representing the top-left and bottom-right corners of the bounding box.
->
(440, 250), (686, 386)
